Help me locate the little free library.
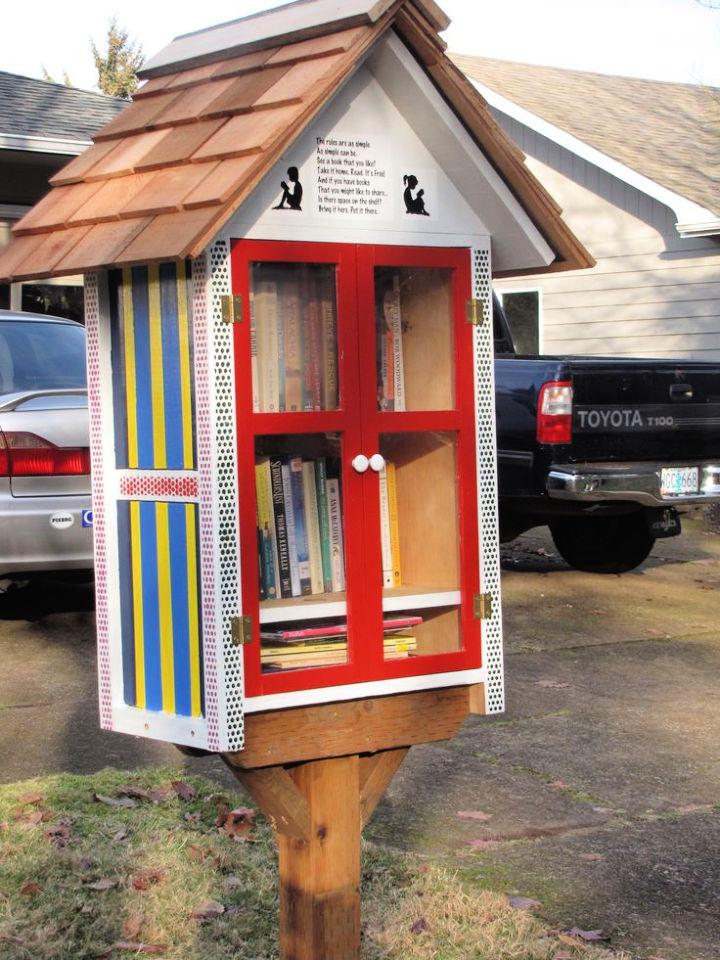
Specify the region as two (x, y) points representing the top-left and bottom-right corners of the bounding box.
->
(0, 1), (590, 956)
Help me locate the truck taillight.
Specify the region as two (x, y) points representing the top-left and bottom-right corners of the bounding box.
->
(0, 431), (90, 477)
(537, 381), (573, 444)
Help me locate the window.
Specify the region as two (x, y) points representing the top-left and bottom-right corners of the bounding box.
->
(499, 289), (541, 355)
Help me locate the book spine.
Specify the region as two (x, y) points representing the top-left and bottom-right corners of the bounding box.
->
(326, 477), (346, 592)
(249, 288), (261, 413)
(385, 460), (402, 587)
(256, 527), (266, 601)
(270, 457), (292, 598)
(263, 281), (280, 413)
(315, 458), (334, 592)
(281, 461), (301, 597)
(254, 457), (278, 600)
(302, 461), (324, 595)
(378, 465), (393, 588)
(289, 456), (311, 595)
(386, 274), (405, 412)
(276, 290), (285, 413)
(303, 281), (323, 411)
(282, 281), (303, 412)
(320, 273), (338, 409)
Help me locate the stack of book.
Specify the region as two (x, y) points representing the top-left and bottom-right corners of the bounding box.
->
(260, 617), (421, 672)
(376, 272), (406, 412)
(251, 266), (338, 413)
(255, 455), (345, 601)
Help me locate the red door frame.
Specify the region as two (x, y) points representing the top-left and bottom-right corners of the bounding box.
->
(231, 239), (481, 699)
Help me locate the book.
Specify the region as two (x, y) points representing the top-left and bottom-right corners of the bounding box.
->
(249, 286), (261, 413)
(281, 461), (301, 597)
(255, 280), (280, 413)
(385, 460), (402, 587)
(289, 456), (312, 595)
(326, 477), (346, 592)
(303, 279), (323, 411)
(385, 275), (405, 412)
(282, 280), (303, 412)
(319, 272), (338, 409)
(269, 457), (292, 598)
(302, 461), (324, 594)
(314, 458), (334, 592)
(260, 616), (422, 644)
(378, 465), (393, 587)
(254, 457), (278, 600)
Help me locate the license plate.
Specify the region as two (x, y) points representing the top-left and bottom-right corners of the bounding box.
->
(661, 466), (699, 496)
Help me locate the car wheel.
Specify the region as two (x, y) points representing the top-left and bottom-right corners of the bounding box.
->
(549, 513), (655, 574)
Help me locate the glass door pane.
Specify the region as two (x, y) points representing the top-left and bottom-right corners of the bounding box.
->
(374, 266), (455, 412)
(377, 431), (462, 659)
(250, 262), (339, 413)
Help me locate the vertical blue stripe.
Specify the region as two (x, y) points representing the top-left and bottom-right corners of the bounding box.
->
(168, 501), (192, 716)
(116, 501), (136, 705)
(160, 263), (184, 470)
(139, 500), (163, 710)
(132, 266), (154, 469)
(109, 271), (129, 469)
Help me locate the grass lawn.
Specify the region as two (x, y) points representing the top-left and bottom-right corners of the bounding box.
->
(0, 768), (629, 960)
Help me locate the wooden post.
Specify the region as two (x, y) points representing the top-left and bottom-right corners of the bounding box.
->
(222, 688), (472, 960)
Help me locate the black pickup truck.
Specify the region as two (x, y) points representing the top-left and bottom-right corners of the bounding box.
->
(493, 298), (720, 573)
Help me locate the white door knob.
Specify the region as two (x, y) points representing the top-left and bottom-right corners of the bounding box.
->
(369, 453), (386, 472)
(352, 454), (370, 473)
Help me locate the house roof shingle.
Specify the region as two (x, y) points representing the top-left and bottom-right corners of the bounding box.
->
(0, 71), (124, 143)
(451, 55), (720, 217)
(0, 1), (593, 282)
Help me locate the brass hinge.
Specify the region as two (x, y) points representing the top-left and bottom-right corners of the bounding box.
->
(221, 294), (243, 324)
(231, 615), (252, 646)
(474, 593), (493, 620)
(466, 298), (485, 326)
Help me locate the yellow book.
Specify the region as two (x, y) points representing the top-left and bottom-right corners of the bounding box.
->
(385, 461), (402, 587)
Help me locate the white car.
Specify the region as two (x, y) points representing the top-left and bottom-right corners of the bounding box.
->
(0, 310), (92, 584)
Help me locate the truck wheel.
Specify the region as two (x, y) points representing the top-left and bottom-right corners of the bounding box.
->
(549, 514), (655, 574)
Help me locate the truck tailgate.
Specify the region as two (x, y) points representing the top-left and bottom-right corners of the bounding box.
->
(568, 358), (720, 462)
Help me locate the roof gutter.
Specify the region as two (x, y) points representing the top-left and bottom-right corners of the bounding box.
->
(468, 78), (720, 239)
(0, 132), (91, 156)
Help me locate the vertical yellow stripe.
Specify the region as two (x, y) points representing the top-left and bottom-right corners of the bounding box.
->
(122, 268), (139, 468)
(148, 264), (167, 468)
(130, 501), (146, 709)
(156, 501), (175, 713)
(176, 261), (194, 470)
(185, 503), (201, 717)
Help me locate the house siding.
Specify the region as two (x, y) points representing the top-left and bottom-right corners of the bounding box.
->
(492, 113), (720, 360)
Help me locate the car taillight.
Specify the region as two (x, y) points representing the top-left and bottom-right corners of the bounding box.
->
(537, 381), (573, 444)
(0, 431), (90, 477)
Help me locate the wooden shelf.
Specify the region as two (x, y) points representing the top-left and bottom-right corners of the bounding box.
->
(260, 592), (347, 624)
(382, 586), (460, 612)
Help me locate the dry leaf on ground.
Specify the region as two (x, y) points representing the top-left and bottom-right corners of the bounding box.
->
(410, 918), (430, 934)
(122, 912), (145, 940)
(84, 878), (118, 891)
(171, 781), (197, 801)
(20, 881), (42, 896)
(457, 810), (493, 821)
(111, 942), (167, 954)
(218, 807), (256, 842)
(562, 927), (609, 942)
(191, 900), (225, 921)
(94, 793), (136, 809)
(506, 895), (542, 910)
(131, 869), (165, 891)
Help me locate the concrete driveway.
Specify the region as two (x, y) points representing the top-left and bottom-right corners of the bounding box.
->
(1, 517), (719, 958)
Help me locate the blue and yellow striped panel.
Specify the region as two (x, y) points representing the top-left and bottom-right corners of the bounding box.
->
(110, 262), (195, 470)
(117, 500), (203, 717)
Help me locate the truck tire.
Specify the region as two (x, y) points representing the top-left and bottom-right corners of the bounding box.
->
(549, 514), (655, 574)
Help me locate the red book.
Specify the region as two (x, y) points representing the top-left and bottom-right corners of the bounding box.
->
(261, 616), (423, 644)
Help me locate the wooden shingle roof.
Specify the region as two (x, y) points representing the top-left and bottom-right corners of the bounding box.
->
(0, 0), (593, 282)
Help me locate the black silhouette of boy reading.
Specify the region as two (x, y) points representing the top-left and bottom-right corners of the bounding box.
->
(403, 174), (429, 216)
(274, 166), (303, 210)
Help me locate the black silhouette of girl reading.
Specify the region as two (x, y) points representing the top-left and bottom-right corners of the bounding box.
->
(274, 166), (303, 210)
(403, 174), (429, 216)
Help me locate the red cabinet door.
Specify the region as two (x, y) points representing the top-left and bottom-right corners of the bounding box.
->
(231, 240), (480, 698)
